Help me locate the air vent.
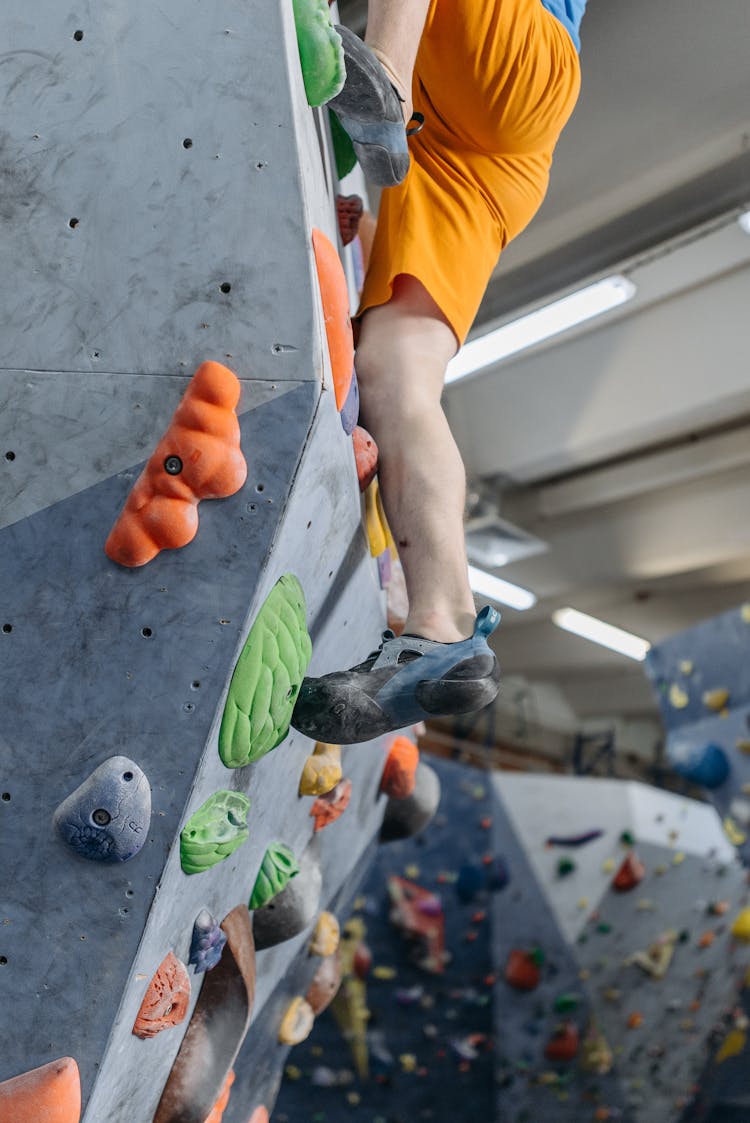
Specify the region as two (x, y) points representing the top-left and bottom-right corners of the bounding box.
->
(465, 515), (547, 568)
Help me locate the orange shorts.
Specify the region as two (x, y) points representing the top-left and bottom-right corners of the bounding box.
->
(358, 0), (582, 345)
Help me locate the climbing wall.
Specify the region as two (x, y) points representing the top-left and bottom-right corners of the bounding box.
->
(488, 774), (750, 1123)
(0, 3), (393, 1121)
(644, 604), (750, 861)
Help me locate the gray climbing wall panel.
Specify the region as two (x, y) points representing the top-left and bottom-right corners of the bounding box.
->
(0, 1), (389, 1119)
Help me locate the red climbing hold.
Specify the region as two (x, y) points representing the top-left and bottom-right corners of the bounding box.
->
(310, 777), (353, 832)
(354, 941), (373, 980)
(0, 1056), (81, 1123)
(352, 425), (379, 492)
(380, 736), (419, 799)
(544, 1023), (580, 1061)
(504, 949), (542, 992)
(312, 227), (354, 410)
(336, 194), (364, 246)
(612, 851), (645, 892)
(105, 362), (247, 567)
(132, 951), (191, 1039)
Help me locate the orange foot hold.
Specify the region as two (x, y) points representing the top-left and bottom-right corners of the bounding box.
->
(312, 228), (354, 411)
(203, 1069), (235, 1123)
(0, 1056), (81, 1122)
(105, 361), (247, 567)
(381, 736), (419, 800)
(133, 950), (191, 1039)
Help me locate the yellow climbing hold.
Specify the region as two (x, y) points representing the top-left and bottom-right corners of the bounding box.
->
(373, 965), (397, 980)
(278, 997), (315, 1045)
(404, 864), (420, 879)
(672, 851), (685, 865)
(737, 742), (750, 756)
(284, 1064), (302, 1080)
(741, 604), (750, 623)
(298, 742), (343, 796)
(309, 911), (340, 957)
(724, 817), (747, 846)
(679, 660), (694, 675)
(668, 683), (689, 709)
(399, 1054), (418, 1073)
(601, 858), (615, 874)
(577, 898), (589, 910)
(731, 908), (750, 943)
(703, 687), (730, 712)
(364, 478), (394, 558)
(715, 1028), (747, 1064)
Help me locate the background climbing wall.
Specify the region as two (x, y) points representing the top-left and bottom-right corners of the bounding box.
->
(0, 1), (391, 1120)
(644, 604), (750, 862)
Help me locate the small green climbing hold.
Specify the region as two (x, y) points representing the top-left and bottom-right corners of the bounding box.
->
(554, 993), (580, 1014)
(557, 857), (576, 878)
(180, 790), (250, 874)
(529, 947), (545, 967)
(597, 922), (612, 935)
(249, 842), (300, 910)
(620, 830), (635, 846)
(292, 0), (345, 107)
(329, 110), (357, 179)
(219, 574), (312, 768)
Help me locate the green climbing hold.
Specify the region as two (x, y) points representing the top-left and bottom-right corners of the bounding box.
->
(180, 791), (251, 874)
(292, 0), (345, 107)
(219, 574), (312, 768)
(557, 857), (576, 878)
(249, 842), (300, 910)
(620, 829), (635, 846)
(329, 110), (357, 179)
(554, 993), (580, 1014)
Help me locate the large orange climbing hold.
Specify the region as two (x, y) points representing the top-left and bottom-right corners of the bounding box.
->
(312, 228), (354, 410)
(381, 736), (419, 799)
(203, 1069), (235, 1123)
(132, 950), (191, 1039)
(612, 851), (645, 892)
(105, 361), (247, 567)
(0, 1056), (81, 1122)
(352, 426), (378, 492)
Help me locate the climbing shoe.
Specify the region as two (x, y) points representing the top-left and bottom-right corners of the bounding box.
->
(327, 25), (410, 187)
(291, 606), (501, 744)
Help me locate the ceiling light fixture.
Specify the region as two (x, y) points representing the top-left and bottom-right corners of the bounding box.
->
(738, 209), (750, 235)
(552, 607), (651, 661)
(468, 564), (537, 611)
(446, 275), (637, 384)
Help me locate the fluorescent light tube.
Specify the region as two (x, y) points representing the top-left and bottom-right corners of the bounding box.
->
(552, 607), (651, 661)
(738, 209), (750, 235)
(468, 565), (536, 611)
(446, 275), (637, 384)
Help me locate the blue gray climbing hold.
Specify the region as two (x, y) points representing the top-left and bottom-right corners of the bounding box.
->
(53, 755), (151, 863)
(253, 842), (322, 950)
(189, 908), (228, 973)
(380, 761), (441, 843)
(340, 367), (359, 435)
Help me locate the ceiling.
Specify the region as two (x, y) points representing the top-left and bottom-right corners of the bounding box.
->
(339, 0), (750, 729)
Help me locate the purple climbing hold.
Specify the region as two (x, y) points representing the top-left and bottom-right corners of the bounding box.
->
(189, 908), (228, 973)
(456, 863), (484, 904)
(53, 755), (151, 863)
(340, 365), (359, 435)
(546, 830), (604, 848)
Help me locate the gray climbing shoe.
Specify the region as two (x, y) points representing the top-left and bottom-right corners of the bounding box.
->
(291, 606), (501, 744)
(327, 25), (410, 187)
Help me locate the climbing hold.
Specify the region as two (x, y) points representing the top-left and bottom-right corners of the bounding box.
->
(352, 426), (378, 491)
(0, 1056), (81, 1122)
(248, 1109), (269, 1123)
(292, 0), (344, 106)
(581, 1025), (613, 1074)
(387, 877), (446, 974)
(612, 851), (645, 892)
(105, 362), (246, 566)
(152, 907), (256, 1123)
(353, 941), (373, 980)
(671, 741), (730, 788)
(249, 842), (299, 910)
(455, 863), (484, 904)
(299, 741), (343, 796)
(310, 776), (352, 831)
(377, 549), (392, 589)
(132, 951), (191, 1039)
(203, 1069), (235, 1123)
(601, 858), (615, 874)
(626, 930), (677, 979)
(312, 228), (353, 410)
(307, 952), (343, 1015)
(219, 574), (312, 767)
(679, 660), (694, 675)
(180, 791), (250, 874)
(619, 830), (635, 846)
(487, 857), (511, 892)
(544, 1023), (579, 1062)
(336, 194), (364, 246)
(546, 830), (603, 848)
(364, 478), (392, 557)
(340, 366), (359, 434)
(703, 687), (730, 711)
(557, 857), (576, 878)
(627, 1012), (644, 1030)
(724, 816), (746, 846)
(53, 756), (151, 863)
(310, 912), (340, 957)
(380, 736), (419, 799)
(279, 997), (315, 1045)
(189, 908), (227, 973)
(504, 949), (542, 992)
(737, 740), (750, 754)
(715, 1027), (747, 1064)
(380, 761), (441, 842)
(731, 907), (750, 942)
(697, 930), (716, 948)
(672, 850), (686, 865)
(554, 994), (580, 1014)
(668, 683), (689, 709)
(252, 842), (321, 950)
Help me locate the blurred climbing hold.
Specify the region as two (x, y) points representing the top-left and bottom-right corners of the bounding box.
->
(668, 683), (689, 709)
(612, 851), (645, 892)
(310, 776), (352, 831)
(0, 1056), (81, 1122)
(307, 952), (343, 1015)
(504, 948), (543, 992)
(299, 741), (343, 796)
(380, 761), (441, 842)
(336, 193), (363, 246)
(339, 366), (360, 434)
(202, 1069), (235, 1123)
(557, 857), (576, 878)
(279, 997), (315, 1045)
(487, 856), (511, 892)
(310, 912), (341, 957)
(53, 756), (151, 863)
(380, 735), (419, 799)
(105, 362), (246, 567)
(703, 687), (730, 711)
(724, 816), (746, 846)
(292, 0), (344, 106)
(180, 791), (250, 874)
(544, 1022), (579, 1061)
(671, 741), (730, 788)
(219, 574), (312, 767)
(455, 863), (484, 904)
(352, 426), (379, 493)
(312, 228), (353, 410)
(546, 829), (603, 848)
(387, 876), (446, 974)
(132, 951), (191, 1039)
(190, 908), (228, 974)
(731, 907), (750, 942)
(253, 843), (321, 950)
(249, 842), (300, 910)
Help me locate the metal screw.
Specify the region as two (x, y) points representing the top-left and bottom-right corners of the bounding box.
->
(92, 808), (111, 826)
(164, 455), (183, 475)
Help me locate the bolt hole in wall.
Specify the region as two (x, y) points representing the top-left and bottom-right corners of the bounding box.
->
(0, 956), (7, 965)
(255, 483), (265, 493)
(219, 282), (231, 294)
(5, 451), (15, 461)
(182, 138), (193, 149)
(2, 623), (12, 633)
(141, 627), (153, 638)
(1, 793), (10, 801)
(73, 29), (83, 41)
(191, 681), (201, 690)
(69, 217), (79, 229)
